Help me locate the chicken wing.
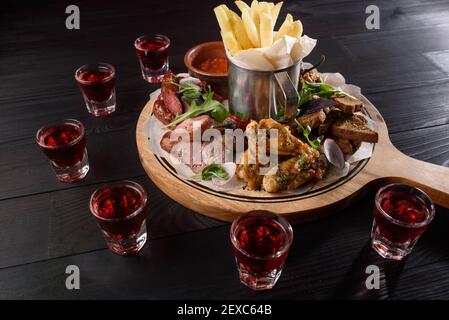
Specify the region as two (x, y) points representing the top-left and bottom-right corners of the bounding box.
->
(262, 155), (314, 193)
(236, 119), (321, 191)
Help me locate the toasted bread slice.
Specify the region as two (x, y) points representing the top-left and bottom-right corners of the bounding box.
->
(297, 109), (326, 129)
(318, 107), (341, 135)
(331, 114), (378, 143)
(332, 94), (363, 114)
(350, 139), (362, 151)
(335, 138), (354, 155)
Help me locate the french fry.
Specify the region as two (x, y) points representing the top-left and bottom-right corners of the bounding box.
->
(250, 0), (261, 33)
(258, 1), (272, 14)
(274, 13), (293, 41)
(271, 2), (283, 26)
(215, 1), (300, 52)
(227, 8), (254, 49)
(259, 12), (274, 47)
(222, 31), (242, 55)
(242, 8), (261, 47)
(235, 0), (251, 13)
(214, 5), (243, 55)
(289, 20), (303, 38)
(214, 5), (233, 35)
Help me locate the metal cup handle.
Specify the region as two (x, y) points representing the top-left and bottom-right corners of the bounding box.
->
(274, 71), (299, 121)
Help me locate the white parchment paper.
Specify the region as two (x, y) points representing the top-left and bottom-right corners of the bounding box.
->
(227, 35), (317, 71)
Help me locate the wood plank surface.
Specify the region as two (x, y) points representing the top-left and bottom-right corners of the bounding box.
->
(0, 175), (225, 269)
(1, 193), (447, 299)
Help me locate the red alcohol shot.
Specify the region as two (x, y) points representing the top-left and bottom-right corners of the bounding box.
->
(371, 183), (435, 260)
(230, 211), (293, 290)
(75, 63), (116, 116)
(90, 181), (148, 255)
(134, 34), (170, 83)
(35, 119), (89, 182)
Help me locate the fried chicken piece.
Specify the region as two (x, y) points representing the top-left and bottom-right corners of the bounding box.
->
(236, 119), (321, 191)
(258, 118), (315, 156)
(236, 149), (263, 190)
(262, 155), (317, 193)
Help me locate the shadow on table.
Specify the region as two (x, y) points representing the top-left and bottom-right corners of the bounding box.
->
(331, 207), (449, 299)
(331, 240), (406, 299)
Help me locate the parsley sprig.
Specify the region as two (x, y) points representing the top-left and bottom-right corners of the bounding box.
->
(193, 163), (230, 181)
(303, 125), (324, 150)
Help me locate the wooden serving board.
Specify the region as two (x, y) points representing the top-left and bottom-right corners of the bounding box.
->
(136, 92), (449, 223)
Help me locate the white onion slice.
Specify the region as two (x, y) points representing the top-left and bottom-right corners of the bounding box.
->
(176, 73), (190, 79)
(179, 77), (201, 85)
(323, 138), (345, 169)
(345, 142), (374, 164)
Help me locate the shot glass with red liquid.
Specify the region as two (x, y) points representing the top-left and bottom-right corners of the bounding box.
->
(89, 181), (148, 255)
(371, 183), (435, 260)
(230, 211), (293, 291)
(75, 62), (116, 116)
(35, 119), (89, 182)
(134, 34), (170, 83)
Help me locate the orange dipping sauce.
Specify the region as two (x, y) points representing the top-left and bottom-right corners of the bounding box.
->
(198, 57), (228, 74)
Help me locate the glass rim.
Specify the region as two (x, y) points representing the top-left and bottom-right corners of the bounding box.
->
(35, 118), (85, 150)
(89, 180), (148, 222)
(375, 183), (436, 228)
(230, 211), (294, 260)
(134, 33), (171, 51)
(75, 62), (116, 84)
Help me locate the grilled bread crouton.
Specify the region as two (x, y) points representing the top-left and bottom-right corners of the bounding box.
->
(331, 114), (378, 143)
(332, 94), (363, 114)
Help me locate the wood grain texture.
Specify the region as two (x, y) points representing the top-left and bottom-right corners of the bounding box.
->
(366, 83), (449, 134)
(2, 1), (449, 142)
(0, 196), (447, 299)
(136, 91), (449, 222)
(390, 124), (449, 166)
(0, 128), (145, 200)
(2, 81), (449, 200)
(0, 175), (225, 269)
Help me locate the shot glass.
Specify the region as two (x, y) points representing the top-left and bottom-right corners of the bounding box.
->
(35, 119), (89, 182)
(75, 62), (116, 116)
(371, 183), (435, 260)
(230, 210), (293, 291)
(89, 181), (148, 255)
(134, 33), (170, 83)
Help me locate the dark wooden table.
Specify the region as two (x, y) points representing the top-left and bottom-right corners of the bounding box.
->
(1, 0), (449, 300)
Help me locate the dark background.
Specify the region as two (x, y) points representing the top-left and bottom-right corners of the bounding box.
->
(1, 0), (449, 299)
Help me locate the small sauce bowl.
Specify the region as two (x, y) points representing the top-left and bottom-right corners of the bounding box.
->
(184, 41), (228, 98)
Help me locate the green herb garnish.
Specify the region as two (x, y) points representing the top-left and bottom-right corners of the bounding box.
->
(193, 163), (230, 181)
(299, 82), (339, 107)
(179, 82), (202, 100)
(234, 112), (249, 120)
(303, 125), (324, 150)
(273, 104), (285, 120)
(163, 86), (230, 128)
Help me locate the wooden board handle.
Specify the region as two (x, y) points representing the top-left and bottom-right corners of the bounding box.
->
(380, 148), (449, 208)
